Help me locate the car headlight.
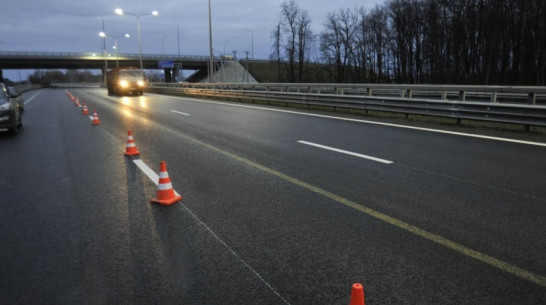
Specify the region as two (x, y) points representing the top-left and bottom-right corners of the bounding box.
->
(0, 102), (10, 111)
(120, 80), (128, 87)
(137, 80), (144, 86)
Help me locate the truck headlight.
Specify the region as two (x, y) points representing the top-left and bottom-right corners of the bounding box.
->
(120, 80), (128, 87)
(137, 80), (145, 86)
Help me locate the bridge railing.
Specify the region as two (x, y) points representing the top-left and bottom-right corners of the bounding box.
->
(0, 51), (210, 61)
(147, 83), (546, 128)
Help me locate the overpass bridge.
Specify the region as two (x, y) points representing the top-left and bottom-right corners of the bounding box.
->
(0, 51), (209, 70)
(0, 51), (258, 83)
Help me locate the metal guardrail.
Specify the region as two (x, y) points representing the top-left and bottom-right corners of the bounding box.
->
(13, 84), (42, 93)
(147, 83), (546, 128)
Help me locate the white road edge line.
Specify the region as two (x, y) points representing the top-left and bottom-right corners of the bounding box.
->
(23, 91), (42, 105)
(164, 95), (546, 147)
(171, 110), (190, 116)
(298, 140), (393, 164)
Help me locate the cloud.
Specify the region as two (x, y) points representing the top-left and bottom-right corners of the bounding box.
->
(1, 0), (385, 58)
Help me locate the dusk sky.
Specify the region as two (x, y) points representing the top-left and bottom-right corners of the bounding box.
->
(1, 0), (385, 80)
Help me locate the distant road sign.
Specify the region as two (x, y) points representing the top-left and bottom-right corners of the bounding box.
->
(158, 60), (174, 69)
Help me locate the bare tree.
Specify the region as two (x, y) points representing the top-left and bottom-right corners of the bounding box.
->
(320, 8), (361, 82)
(297, 9), (313, 82)
(281, 0), (300, 82)
(270, 21), (283, 81)
(269, 0), (546, 85)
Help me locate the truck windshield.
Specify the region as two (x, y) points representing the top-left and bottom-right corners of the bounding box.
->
(119, 71), (143, 77)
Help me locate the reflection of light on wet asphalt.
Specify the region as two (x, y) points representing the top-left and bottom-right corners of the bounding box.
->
(122, 109), (133, 118)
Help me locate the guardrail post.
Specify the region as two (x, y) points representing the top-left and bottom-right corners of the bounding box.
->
(528, 93), (536, 105)
(459, 90), (466, 101)
(441, 91), (447, 100)
(491, 92), (498, 103)
(400, 89), (405, 98)
(407, 89), (413, 99)
(367, 88), (373, 96)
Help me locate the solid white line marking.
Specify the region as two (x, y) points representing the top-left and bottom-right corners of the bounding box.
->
(24, 91), (42, 105)
(132, 159), (181, 196)
(298, 140), (393, 164)
(171, 110), (190, 116)
(132, 159), (159, 185)
(167, 95), (546, 147)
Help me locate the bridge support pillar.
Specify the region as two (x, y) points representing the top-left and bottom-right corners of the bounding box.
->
(0, 69), (3, 81)
(173, 65), (181, 82)
(101, 66), (107, 87)
(164, 68), (173, 83)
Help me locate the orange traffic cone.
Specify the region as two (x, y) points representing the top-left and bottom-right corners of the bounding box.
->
(151, 161), (182, 205)
(124, 130), (140, 156)
(75, 98), (80, 107)
(91, 110), (101, 125)
(349, 283), (365, 305)
(82, 102), (89, 115)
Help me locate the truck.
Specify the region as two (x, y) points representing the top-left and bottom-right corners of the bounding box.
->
(106, 67), (145, 96)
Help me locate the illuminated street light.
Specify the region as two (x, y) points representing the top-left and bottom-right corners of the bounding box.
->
(99, 32), (130, 67)
(115, 8), (158, 71)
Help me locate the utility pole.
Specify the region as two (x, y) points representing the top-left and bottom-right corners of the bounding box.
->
(208, 0), (214, 82)
(102, 19), (108, 86)
(244, 50), (249, 83)
(233, 50), (237, 82)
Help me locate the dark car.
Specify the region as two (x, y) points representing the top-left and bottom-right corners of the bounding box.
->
(0, 83), (23, 134)
(8, 86), (24, 112)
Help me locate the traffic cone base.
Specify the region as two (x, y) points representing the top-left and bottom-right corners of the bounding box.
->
(124, 130), (140, 156)
(151, 161), (182, 205)
(92, 110), (101, 125)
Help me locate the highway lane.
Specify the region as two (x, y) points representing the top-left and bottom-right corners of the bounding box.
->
(1, 87), (545, 304)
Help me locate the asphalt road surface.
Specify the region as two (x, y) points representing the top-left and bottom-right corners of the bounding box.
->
(1, 87), (545, 304)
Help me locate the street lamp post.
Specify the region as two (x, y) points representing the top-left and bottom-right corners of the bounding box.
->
(177, 23), (183, 82)
(115, 8), (158, 71)
(250, 30), (253, 60)
(208, 0), (214, 83)
(162, 34), (168, 58)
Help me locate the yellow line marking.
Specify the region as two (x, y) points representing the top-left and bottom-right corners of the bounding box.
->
(172, 130), (546, 288)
